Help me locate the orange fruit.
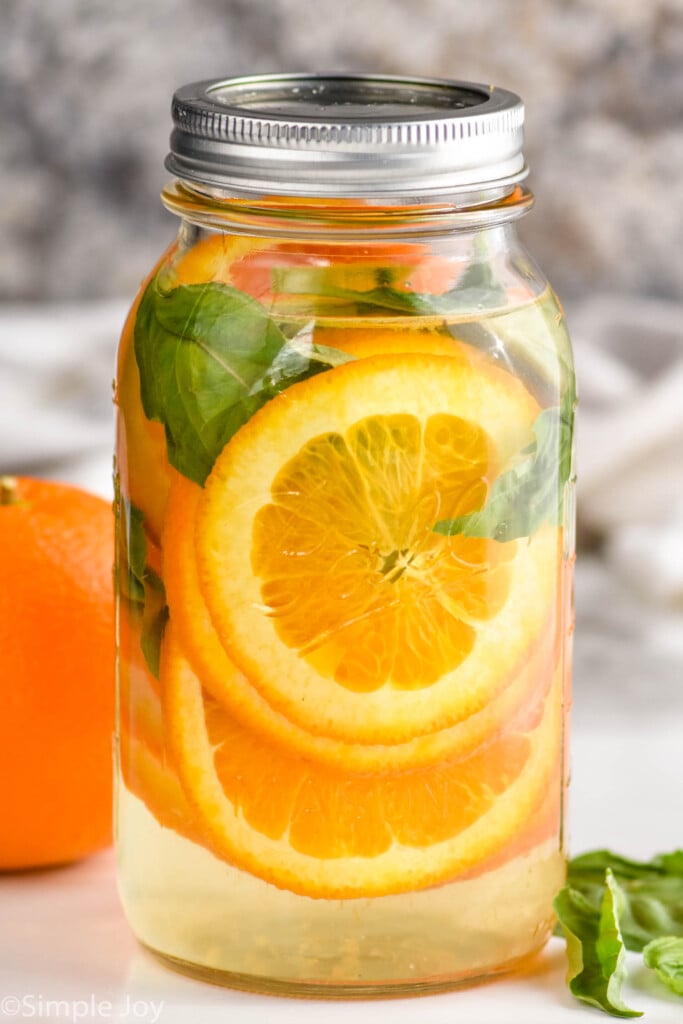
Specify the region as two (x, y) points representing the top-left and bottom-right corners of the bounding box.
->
(194, 352), (556, 744)
(0, 477), (114, 869)
(163, 624), (561, 898)
(164, 470), (559, 769)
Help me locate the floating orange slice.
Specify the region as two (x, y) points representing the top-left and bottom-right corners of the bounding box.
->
(164, 471), (560, 769)
(118, 599), (163, 757)
(194, 352), (557, 744)
(170, 233), (271, 288)
(118, 603), (207, 846)
(162, 623), (561, 898)
(118, 722), (204, 846)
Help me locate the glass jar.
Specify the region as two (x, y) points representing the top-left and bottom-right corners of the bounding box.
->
(114, 73), (575, 997)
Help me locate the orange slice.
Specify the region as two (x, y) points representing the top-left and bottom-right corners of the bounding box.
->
(229, 240), (458, 301)
(164, 471), (560, 769)
(195, 352), (558, 744)
(169, 229), (458, 302)
(312, 324), (483, 359)
(118, 600), (162, 756)
(118, 603), (208, 846)
(118, 722), (204, 846)
(169, 233), (271, 287)
(163, 623), (561, 898)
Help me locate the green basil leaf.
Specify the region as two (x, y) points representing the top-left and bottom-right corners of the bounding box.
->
(643, 937), (683, 996)
(125, 502), (147, 594)
(138, 569), (168, 680)
(115, 490), (168, 680)
(269, 256), (509, 317)
(433, 389), (574, 541)
(568, 850), (676, 882)
(554, 870), (643, 1018)
(565, 849), (683, 952)
(114, 474), (144, 605)
(134, 278), (354, 486)
(652, 852), (683, 877)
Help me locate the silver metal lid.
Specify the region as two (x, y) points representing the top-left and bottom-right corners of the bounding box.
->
(166, 73), (527, 198)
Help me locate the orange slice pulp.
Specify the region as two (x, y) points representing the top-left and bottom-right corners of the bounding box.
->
(164, 470), (560, 770)
(118, 599), (203, 844)
(194, 352), (557, 744)
(163, 623), (561, 898)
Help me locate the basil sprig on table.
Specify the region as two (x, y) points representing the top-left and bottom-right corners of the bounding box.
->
(643, 937), (683, 996)
(134, 277), (353, 487)
(556, 849), (683, 1017)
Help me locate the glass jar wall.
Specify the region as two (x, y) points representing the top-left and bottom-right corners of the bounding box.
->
(114, 74), (575, 997)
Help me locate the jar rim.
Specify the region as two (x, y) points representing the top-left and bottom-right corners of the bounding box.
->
(160, 181), (535, 238)
(166, 72), (527, 198)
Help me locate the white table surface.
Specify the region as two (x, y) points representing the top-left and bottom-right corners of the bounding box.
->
(1, 721), (682, 1023)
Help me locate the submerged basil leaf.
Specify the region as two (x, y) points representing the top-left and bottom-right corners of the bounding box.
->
(138, 569), (168, 680)
(124, 502), (147, 601)
(270, 258), (508, 317)
(554, 870), (642, 1018)
(134, 279), (354, 486)
(643, 937), (683, 996)
(434, 389), (574, 542)
(117, 493), (168, 679)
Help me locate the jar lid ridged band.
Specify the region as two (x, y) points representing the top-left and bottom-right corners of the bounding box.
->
(166, 73), (527, 198)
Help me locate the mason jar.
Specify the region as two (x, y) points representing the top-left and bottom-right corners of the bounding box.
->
(114, 73), (575, 997)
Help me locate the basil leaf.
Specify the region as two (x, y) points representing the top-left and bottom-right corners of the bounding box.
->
(134, 278), (353, 486)
(565, 849), (683, 951)
(434, 389), (574, 541)
(269, 253), (509, 317)
(652, 852), (683, 877)
(643, 937), (683, 996)
(270, 276), (505, 317)
(125, 502), (147, 600)
(114, 474), (144, 606)
(554, 870), (642, 1018)
(568, 848), (683, 887)
(116, 490), (168, 679)
(138, 569), (168, 680)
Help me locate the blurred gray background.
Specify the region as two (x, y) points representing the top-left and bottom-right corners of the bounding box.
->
(3, 0), (683, 304)
(2, 2), (683, 566)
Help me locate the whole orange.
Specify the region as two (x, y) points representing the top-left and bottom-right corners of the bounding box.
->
(0, 476), (114, 869)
